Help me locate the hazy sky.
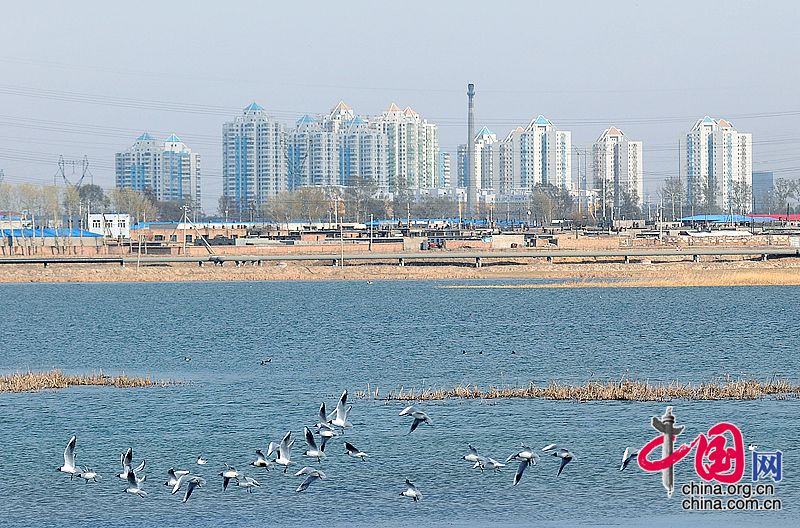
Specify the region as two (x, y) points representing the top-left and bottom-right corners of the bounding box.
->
(2, 1), (798, 213)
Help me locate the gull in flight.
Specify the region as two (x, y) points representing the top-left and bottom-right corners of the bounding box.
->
(461, 444), (481, 464)
(219, 465), (244, 491)
(315, 402), (338, 440)
(505, 444), (541, 485)
(327, 390), (353, 434)
(118, 447), (145, 480)
(401, 479), (422, 501)
(124, 471), (147, 498)
(251, 449), (273, 470)
(473, 457), (505, 472)
(164, 468), (190, 487)
(399, 404), (432, 433)
(344, 442), (369, 461)
(620, 447), (638, 471)
(295, 466), (326, 492)
(171, 473), (206, 503)
(542, 444), (574, 477)
(235, 475), (261, 493)
(78, 467), (100, 483)
(273, 431), (295, 472)
(57, 436), (78, 480)
(303, 426), (327, 463)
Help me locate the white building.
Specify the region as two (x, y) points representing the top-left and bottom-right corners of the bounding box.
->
(115, 133), (201, 204)
(88, 213), (131, 239)
(587, 126), (643, 210)
(503, 116), (572, 191)
(222, 103), (287, 210)
(680, 116), (752, 213)
(372, 103), (439, 191)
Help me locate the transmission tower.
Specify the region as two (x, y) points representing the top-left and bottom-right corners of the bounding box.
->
(54, 155), (93, 188)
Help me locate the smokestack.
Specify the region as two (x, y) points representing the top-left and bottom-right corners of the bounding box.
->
(466, 83), (476, 219)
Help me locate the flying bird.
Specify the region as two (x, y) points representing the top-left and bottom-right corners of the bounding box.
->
(344, 442), (369, 461)
(295, 466), (326, 492)
(461, 444), (481, 464)
(399, 404), (432, 433)
(124, 471), (147, 498)
(251, 449), (272, 470)
(473, 457), (505, 472)
(327, 390), (353, 434)
(235, 475), (261, 493)
(303, 426), (327, 463)
(273, 431), (295, 472)
(164, 468), (190, 487)
(78, 466), (100, 483)
(171, 473), (206, 503)
(542, 444), (574, 477)
(401, 479), (422, 501)
(506, 445), (541, 485)
(315, 402), (338, 440)
(57, 436), (78, 479)
(219, 465), (244, 491)
(620, 447), (638, 471)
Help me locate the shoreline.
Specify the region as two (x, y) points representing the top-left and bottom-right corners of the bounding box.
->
(0, 256), (800, 286)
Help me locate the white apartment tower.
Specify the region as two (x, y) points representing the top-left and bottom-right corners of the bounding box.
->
(372, 103), (439, 191)
(287, 114), (340, 189)
(587, 127), (643, 209)
(680, 116), (752, 213)
(115, 133), (201, 204)
(503, 116), (572, 191)
(222, 103), (287, 210)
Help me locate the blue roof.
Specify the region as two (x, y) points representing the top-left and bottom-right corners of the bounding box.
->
(534, 115), (549, 125)
(348, 116), (366, 125)
(297, 115), (317, 124)
(166, 134), (181, 143)
(0, 228), (102, 238)
(702, 116), (714, 124)
(137, 132), (154, 141)
(477, 126), (494, 136)
(244, 102), (264, 112)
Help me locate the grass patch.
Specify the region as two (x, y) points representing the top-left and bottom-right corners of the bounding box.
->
(359, 375), (799, 402)
(0, 369), (182, 393)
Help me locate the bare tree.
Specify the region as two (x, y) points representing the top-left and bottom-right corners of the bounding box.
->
(727, 181), (752, 216)
(659, 177), (685, 221)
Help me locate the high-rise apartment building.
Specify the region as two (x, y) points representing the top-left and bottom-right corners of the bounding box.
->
(587, 126), (643, 210)
(222, 103), (287, 210)
(503, 116), (572, 191)
(439, 152), (451, 189)
(115, 133), (201, 204)
(680, 116), (752, 213)
(372, 104), (439, 191)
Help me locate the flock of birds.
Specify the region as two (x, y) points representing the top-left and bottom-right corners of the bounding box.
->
(56, 389), (641, 503)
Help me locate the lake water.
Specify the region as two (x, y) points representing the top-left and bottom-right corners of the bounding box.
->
(0, 279), (797, 527)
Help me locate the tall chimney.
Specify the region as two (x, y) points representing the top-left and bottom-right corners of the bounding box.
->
(466, 83), (476, 219)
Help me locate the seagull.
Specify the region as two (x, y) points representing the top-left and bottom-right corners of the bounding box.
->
(57, 436), (78, 479)
(273, 431), (295, 472)
(183, 356), (191, 362)
(171, 473), (206, 503)
(315, 403), (338, 440)
(118, 448), (145, 480)
(124, 471), (147, 498)
(196, 457), (208, 465)
(401, 479), (422, 501)
(399, 404), (432, 433)
(295, 466), (326, 492)
(235, 475), (260, 493)
(78, 466), (99, 483)
(506, 444), (541, 485)
(473, 457), (505, 472)
(542, 444), (574, 477)
(461, 444), (481, 464)
(748, 443), (758, 451)
(327, 390), (353, 434)
(219, 465), (244, 491)
(344, 442), (369, 461)
(164, 468), (190, 487)
(251, 450), (273, 470)
(303, 426), (327, 463)
(620, 447), (638, 471)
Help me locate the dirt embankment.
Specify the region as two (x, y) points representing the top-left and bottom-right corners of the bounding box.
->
(1, 255), (800, 286)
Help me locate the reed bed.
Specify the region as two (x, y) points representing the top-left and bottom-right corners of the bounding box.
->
(0, 369), (180, 393)
(368, 376), (799, 402)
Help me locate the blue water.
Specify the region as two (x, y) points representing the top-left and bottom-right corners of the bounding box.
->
(0, 280), (797, 527)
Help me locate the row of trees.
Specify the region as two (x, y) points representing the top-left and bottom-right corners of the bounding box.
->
(658, 176), (800, 219)
(0, 182), (198, 227)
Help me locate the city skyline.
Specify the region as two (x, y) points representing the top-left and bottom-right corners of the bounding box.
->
(1, 2), (798, 213)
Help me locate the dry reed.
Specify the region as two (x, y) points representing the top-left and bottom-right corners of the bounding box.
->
(0, 369), (181, 393)
(367, 375), (799, 402)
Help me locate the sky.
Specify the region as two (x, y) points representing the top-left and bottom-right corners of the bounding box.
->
(2, 0), (799, 214)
